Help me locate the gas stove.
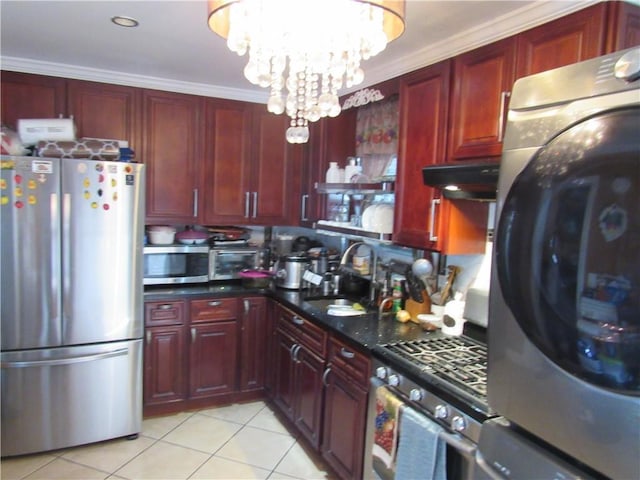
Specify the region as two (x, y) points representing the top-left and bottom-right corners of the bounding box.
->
(373, 334), (495, 420)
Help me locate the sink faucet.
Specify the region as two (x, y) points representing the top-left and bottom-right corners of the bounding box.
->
(339, 241), (378, 305)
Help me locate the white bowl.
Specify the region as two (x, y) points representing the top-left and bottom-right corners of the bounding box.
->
(148, 229), (175, 245)
(177, 237), (207, 245)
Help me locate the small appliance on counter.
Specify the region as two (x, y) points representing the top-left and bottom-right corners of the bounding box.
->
(274, 253), (310, 289)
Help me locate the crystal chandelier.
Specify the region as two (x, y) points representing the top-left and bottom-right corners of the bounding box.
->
(207, 0), (405, 144)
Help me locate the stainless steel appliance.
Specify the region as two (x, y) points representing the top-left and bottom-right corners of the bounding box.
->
(366, 330), (496, 480)
(143, 244), (210, 285)
(1, 155), (145, 457)
(209, 246), (260, 280)
(487, 47), (640, 480)
(274, 253), (310, 289)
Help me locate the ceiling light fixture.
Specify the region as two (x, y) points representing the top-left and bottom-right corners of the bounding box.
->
(207, 0), (405, 144)
(111, 16), (139, 28)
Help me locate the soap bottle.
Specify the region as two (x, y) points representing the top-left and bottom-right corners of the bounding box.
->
(326, 162), (341, 183)
(344, 157), (359, 183)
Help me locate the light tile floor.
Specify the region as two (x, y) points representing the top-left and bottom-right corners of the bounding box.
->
(1, 401), (337, 480)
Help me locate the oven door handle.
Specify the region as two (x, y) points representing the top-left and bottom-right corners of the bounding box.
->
(438, 430), (477, 459)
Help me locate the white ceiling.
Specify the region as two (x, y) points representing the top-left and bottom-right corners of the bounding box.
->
(1, 1), (596, 104)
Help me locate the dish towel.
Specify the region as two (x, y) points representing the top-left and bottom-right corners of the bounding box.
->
(396, 406), (447, 480)
(372, 386), (403, 469)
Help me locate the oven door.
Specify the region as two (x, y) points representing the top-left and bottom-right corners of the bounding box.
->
(490, 107), (640, 479)
(365, 377), (477, 480)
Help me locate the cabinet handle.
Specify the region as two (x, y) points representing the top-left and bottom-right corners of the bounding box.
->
(191, 327), (196, 343)
(193, 188), (198, 217)
(244, 192), (250, 218)
(158, 304), (173, 310)
(322, 367), (331, 387)
(292, 315), (304, 326)
(145, 330), (151, 345)
(208, 300), (222, 307)
(429, 198), (441, 242)
(243, 299), (250, 314)
(252, 192), (258, 219)
(293, 344), (302, 363)
(289, 343), (297, 360)
(498, 91), (511, 142)
(340, 347), (355, 359)
(301, 194), (309, 221)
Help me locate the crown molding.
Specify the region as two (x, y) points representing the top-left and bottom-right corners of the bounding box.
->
(0, 56), (268, 104)
(348, 0), (601, 92)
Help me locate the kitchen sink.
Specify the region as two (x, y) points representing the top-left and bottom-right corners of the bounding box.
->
(303, 296), (356, 310)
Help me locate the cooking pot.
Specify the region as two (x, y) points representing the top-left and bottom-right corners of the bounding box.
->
(292, 236), (312, 252)
(175, 227), (209, 245)
(274, 253), (309, 289)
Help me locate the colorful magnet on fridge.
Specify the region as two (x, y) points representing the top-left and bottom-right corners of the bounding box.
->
(14, 200), (23, 208)
(1, 195), (8, 205)
(14, 174), (22, 184)
(27, 195), (37, 205)
(14, 186), (22, 197)
(84, 190), (91, 200)
(103, 204), (110, 211)
(77, 163), (87, 174)
(97, 189), (103, 197)
(28, 179), (37, 190)
(112, 192), (118, 201)
(83, 178), (90, 188)
(91, 202), (98, 209)
(98, 174), (105, 183)
(598, 203), (627, 242)
(95, 163), (104, 172)
(0, 178), (6, 189)
(111, 178), (117, 187)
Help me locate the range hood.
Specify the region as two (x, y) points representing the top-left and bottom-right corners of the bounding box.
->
(422, 163), (499, 201)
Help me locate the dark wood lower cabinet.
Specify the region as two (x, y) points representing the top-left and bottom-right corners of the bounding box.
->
(144, 324), (187, 408)
(294, 348), (325, 450)
(321, 369), (369, 480)
(189, 321), (237, 399)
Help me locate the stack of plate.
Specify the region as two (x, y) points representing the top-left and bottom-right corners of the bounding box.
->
(361, 203), (394, 233)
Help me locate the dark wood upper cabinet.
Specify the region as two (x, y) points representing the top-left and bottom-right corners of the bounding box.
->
(1, 72), (66, 130)
(394, 60), (451, 249)
(250, 107), (303, 225)
(448, 38), (516, 161)
(67, 80), (140, 149)
(201, 98), (253, 225)
(515, 3), (607, 79)
(142, 89), (203, 224)
(606, 0), (640, 52)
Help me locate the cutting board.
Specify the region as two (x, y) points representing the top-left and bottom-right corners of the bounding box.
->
(404, 290), (431, 324)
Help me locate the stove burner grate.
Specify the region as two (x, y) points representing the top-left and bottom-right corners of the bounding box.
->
(382, 336), (488, 400)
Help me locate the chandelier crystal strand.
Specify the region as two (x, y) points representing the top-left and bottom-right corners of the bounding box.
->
(208, 0), (405, 143)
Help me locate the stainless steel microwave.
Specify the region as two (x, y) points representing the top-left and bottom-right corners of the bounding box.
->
(209, 247), (259, 280)
(143, 245), (210, 285)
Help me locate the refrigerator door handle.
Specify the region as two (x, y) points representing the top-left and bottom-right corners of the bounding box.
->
(1, 348), (129, 368)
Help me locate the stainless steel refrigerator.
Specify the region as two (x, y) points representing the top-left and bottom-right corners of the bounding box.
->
(1, 155), (145, 457)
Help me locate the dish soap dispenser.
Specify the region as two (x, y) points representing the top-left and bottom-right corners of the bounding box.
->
(326, 162), (341, 183)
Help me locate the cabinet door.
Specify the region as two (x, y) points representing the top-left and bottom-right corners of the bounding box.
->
(273, 328), (297, 421)
(143, 89), (202, 223)
(394, 61), (450, 249)
(606, 1), (640, 52)
(144, 325), (187, 406)
(0, 72), (66, 129)
(516, 3), (606, 79)
(449, 38), (516, 160)
(239, 297), (267, 392)
(294, 347), (325, 450)
(322, 369), (368, 480)
(67, 80), (140, 148)
(251, 107), (302, 225)
(189, 321), (237, 398)
(201, 98), (253, 224)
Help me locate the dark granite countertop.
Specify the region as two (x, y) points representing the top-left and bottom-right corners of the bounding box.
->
(144, 282), (436, 352)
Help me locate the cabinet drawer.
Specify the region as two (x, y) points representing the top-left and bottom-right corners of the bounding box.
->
(327, 336), (371, 387)
(276, 306), (327, 357)
(191, 297), (237, 323)
(145, 301), (185, 326)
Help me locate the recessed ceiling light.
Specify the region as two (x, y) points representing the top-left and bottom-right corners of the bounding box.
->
(111, 16), (139, 28)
